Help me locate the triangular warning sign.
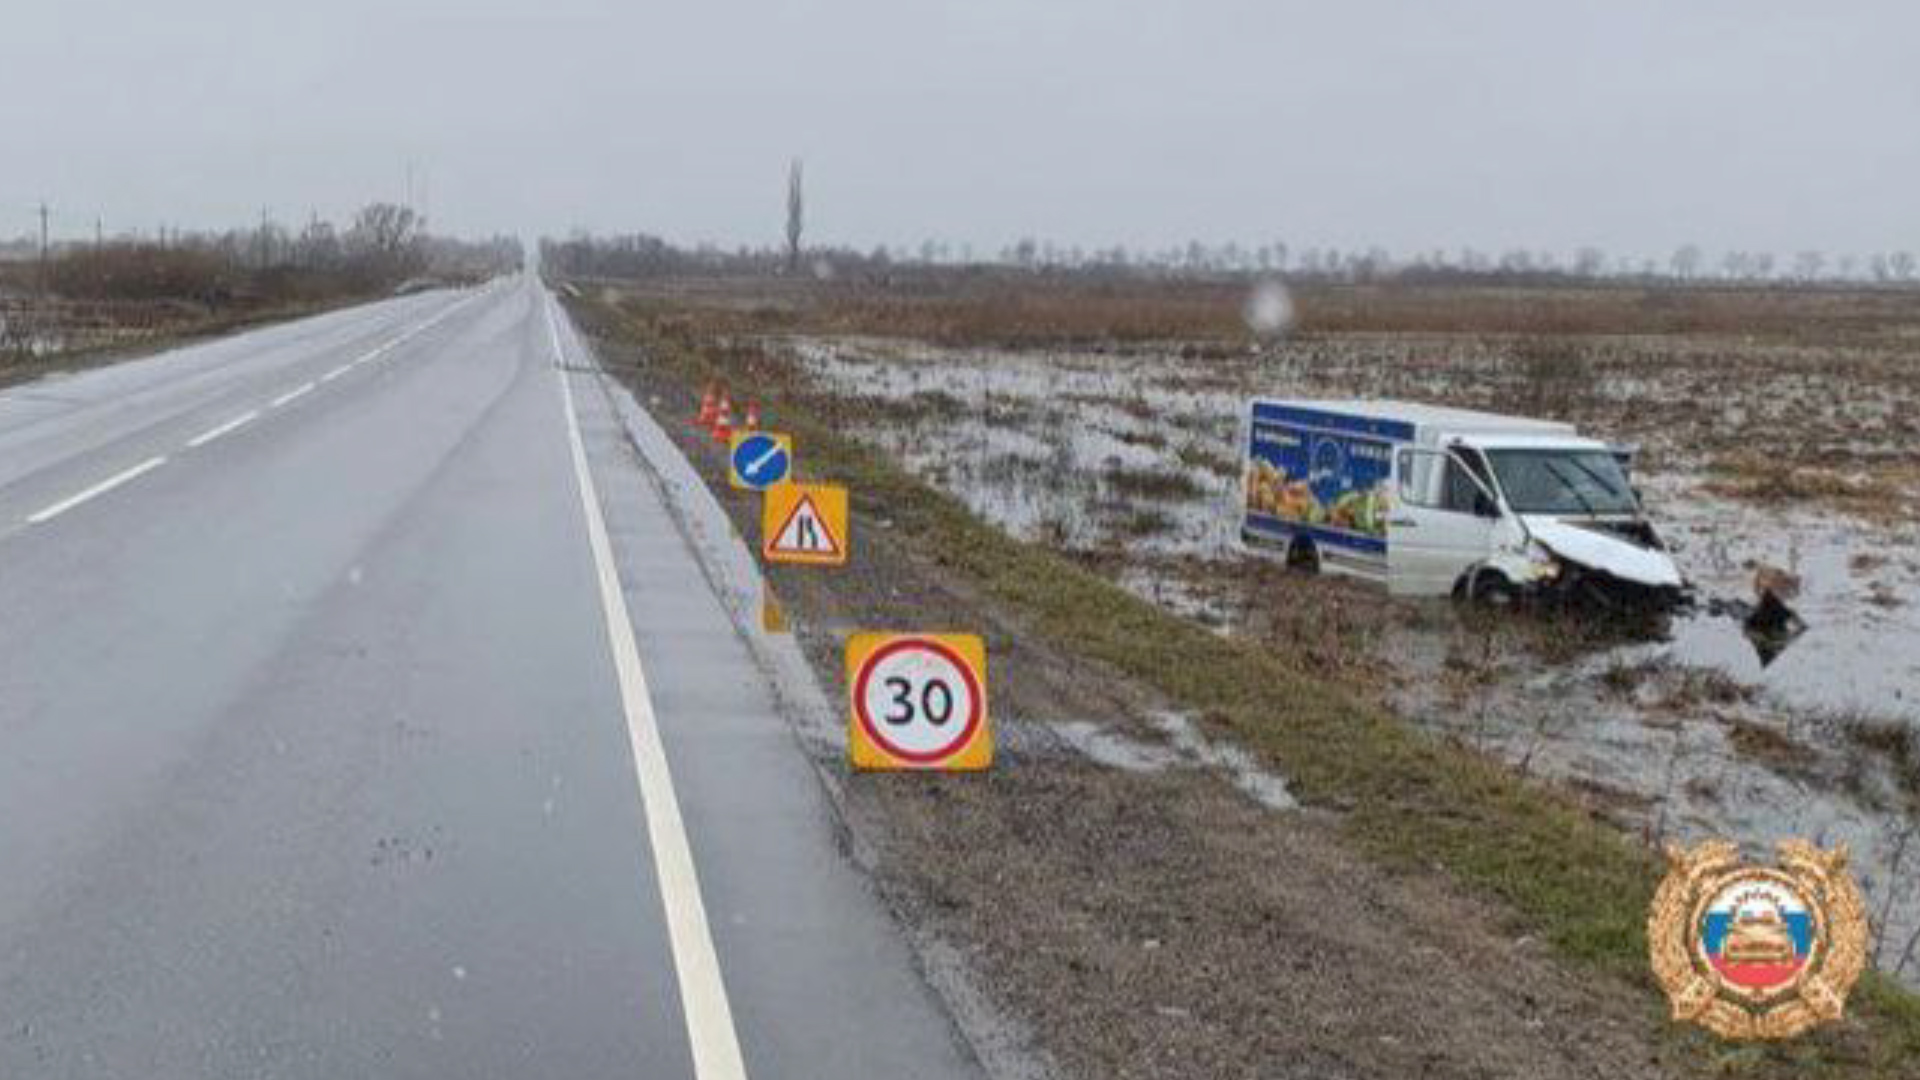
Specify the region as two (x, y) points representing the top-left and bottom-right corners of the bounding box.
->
(770, 494), (843, 557)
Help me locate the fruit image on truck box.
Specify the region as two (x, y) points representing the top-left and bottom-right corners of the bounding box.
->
(1243, 402), (1407, 565)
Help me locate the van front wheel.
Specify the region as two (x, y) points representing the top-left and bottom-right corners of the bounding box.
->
(1467, 568), (1519, 608)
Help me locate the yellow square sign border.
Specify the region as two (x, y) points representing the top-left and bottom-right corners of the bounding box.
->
(845, 631), (991, 771)
(762, 482), (850, 566)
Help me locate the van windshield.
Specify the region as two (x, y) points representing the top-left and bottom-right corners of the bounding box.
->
(1485, 449), (1638, 516)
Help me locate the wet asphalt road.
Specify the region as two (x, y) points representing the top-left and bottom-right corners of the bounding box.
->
(0, 277), (982, 1080)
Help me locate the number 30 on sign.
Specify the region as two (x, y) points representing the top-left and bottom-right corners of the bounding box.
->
(846, 633), (990, 771)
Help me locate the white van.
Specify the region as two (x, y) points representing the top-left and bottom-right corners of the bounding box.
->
(1240, 399), (1686, 606)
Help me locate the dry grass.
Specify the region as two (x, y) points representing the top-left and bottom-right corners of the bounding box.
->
(1099, 464), (1207, 501)
(1703, 454), (1916, 522)
(585, 271), (1920, 345)
(1297, 281), (1920, 340)
(1842, 716), (1920, 805)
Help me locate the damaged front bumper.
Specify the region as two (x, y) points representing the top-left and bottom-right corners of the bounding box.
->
(1530, 559), (1692, 612)
(1498, 515), (1691, 612)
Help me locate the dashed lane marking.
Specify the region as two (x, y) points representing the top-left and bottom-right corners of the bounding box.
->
(270, 382), (315, 408)
(185, 410), (260, 448)
(26, 456), (168, 524)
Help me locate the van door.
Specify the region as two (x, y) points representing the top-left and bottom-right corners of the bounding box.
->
(1387, 447), (1501, 596)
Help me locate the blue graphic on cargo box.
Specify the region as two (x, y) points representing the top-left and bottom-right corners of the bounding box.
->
(1242, 403), (1410, 556)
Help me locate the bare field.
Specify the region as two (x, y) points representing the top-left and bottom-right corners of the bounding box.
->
(603, 271), (1920, 344)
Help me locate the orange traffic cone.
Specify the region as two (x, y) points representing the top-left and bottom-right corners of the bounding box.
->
(712, 396), (734, 444)
(744, 401), (762, 432)
(694, 383), (718, 429)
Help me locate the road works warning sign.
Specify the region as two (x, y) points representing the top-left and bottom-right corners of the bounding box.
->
(762, 483), (849, 566)
(846, 633), (990, 771)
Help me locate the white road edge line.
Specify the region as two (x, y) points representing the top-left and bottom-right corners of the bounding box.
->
(186, 409), (260, 448)
(27, 456), (167, 524)
(546, 294), (751, 1080)
(270, 382), (315, 408)
(321, 363), (352, 382)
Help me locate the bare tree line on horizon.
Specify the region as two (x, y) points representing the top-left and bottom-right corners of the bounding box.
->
(0, 203), (520, 303)
(543, 229), (1920, 288)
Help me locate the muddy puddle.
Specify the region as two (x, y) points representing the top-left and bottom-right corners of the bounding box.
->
(795, 339), (1244, 558)
(1649, 475), (1920, 719)
(1049, 712), (1297, 812)
(790, 333), (1920, 986)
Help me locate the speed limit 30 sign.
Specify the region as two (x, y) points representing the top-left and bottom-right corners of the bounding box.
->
(846, 633), (991, 771)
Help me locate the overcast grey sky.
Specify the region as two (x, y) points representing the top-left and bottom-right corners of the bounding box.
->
(5, 0), (1916, 258)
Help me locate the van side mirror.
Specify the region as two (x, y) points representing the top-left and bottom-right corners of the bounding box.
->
(1474, 493), (1500, 518)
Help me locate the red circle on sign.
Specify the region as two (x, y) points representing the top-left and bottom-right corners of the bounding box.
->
(853, 637), (984, 764)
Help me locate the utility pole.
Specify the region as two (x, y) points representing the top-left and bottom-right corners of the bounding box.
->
(37, 201), (50, 301)
(95, 215), (104, 247)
